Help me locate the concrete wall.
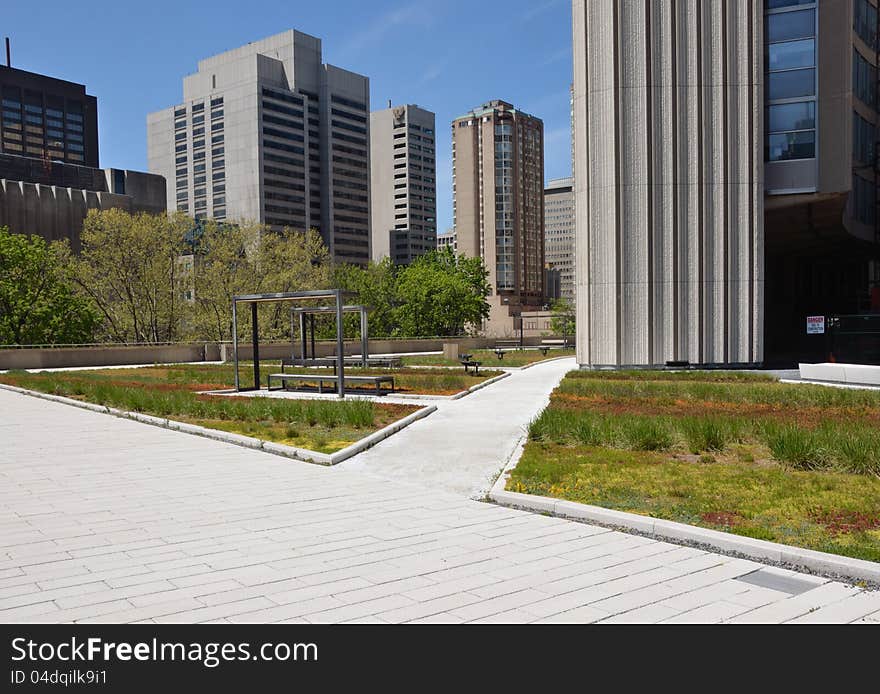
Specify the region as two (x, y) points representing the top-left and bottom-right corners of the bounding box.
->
(0, 174), (167, 251)
(0, 336), (563, 371)
(572, 0), (764, 368)
(0, 344), (216, 371)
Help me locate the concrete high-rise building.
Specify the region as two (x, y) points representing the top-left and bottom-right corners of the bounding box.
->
(1, 65), (98, 167)
(573, 1), (763, 368)
(452, 100), (545, 335)
(572, 0), (880, 368)
(370, 103), (436, 264)
(437, 227), (457, 253)
(544, 177), (575, 305)
(147, 30), (372, 265)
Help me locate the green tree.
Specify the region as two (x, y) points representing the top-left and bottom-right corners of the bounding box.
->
(333, 257), (398, 338)
(549, 298), (576, 340)
(393, 248), (490, 337)
(0, 227), (100, 345)
(70, 210), (190, 343)
(187, 222), (331, 342)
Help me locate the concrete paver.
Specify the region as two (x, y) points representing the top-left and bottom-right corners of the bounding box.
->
(1, 385), (876, 624)
(335, 357), (576, 497)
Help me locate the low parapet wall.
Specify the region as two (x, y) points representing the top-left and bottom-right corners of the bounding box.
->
(0, 344), (217, 370)
(0, 336), (556, 370)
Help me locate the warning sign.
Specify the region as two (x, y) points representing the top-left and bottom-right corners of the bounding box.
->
(806, 315), (825, 335)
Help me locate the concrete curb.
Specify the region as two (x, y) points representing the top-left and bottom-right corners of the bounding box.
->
(391, 370), (511, 401)
(780, 378), (880, 392)
(0, 382), (435, 467)
(328, 404), (436, 464)
(488, 437), (880, 585)
(518, 354), (575, 371)
(449, 371), (510, 399)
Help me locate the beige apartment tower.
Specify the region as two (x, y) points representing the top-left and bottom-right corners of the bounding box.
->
(572, 0), (764, 367)
(147, 30), (371, 265)
(370, 104), (436, 264)
(452, 100), (544, 335)
(544, 177), (575, 305)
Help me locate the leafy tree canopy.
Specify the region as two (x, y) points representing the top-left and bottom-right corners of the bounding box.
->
(549, 297), (576, 338)
(0, 227), (100, 345)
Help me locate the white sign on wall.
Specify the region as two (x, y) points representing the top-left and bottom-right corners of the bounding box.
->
(806, 315), (825, 335)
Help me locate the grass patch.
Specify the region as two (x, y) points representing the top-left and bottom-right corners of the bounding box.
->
(0, 366), (419, 453)
(402, 348), (574, 368)
(513, 369), (880, 562)
(509, 442), (880, 563)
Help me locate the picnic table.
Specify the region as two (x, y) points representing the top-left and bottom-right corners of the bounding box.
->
(458, 353), (481, 375)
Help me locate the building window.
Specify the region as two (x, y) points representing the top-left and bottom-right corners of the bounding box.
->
(765, 1), (817, 162)
(855, 0), (878, 49)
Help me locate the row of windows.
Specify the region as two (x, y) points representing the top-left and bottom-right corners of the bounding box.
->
(263, 100), (304, 120)
(330, 94), (366, 111)
(331, 118), (366, 135)
(765, 2), (816, 162)
(262, 87), (303, 106)
(852, 173), (876, 226)
(853, 48), (877, 109)
(853, 110), (876, 165)
(265, 203), (306, 217)
(263, 140), (304, 155)
(263, 125), (304, 142)
(855, 0), (878, 49)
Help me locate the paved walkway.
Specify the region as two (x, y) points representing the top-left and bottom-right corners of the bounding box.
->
(2, 388), (878, 624)
(336, 358), (577, 498)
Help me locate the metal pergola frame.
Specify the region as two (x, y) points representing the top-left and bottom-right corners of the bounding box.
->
(291, 304), (369, 368)
(232, 289), (350, 397)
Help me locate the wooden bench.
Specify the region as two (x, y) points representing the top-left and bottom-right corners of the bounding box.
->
(539, 338), (568, 356)
(495, 339), (521, 351)
(267, 373), (395, 395)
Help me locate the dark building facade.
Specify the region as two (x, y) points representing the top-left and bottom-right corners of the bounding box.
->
(763, 0), (880, 365)
(0, 66), (99, 168)
(0, 66), (164, 251)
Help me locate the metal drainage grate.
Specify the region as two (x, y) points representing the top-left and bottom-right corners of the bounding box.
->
(734, 569), (820, 596)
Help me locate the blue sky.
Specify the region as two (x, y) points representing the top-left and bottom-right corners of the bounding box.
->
(4, 0), (573, 233)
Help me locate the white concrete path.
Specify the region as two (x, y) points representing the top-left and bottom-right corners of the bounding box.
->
(335, 357), (577, 498)
(2, 388), (879, 624)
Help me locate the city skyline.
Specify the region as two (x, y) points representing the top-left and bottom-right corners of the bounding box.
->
(2, 0), (574, 236)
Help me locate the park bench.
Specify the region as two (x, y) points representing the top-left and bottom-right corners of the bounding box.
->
(281, 356), (402, 373)
(267, 372), (395, 395)
(539, 338), (568, 356)
(495, 339), (521, 351)
(458, 353), (482, 375)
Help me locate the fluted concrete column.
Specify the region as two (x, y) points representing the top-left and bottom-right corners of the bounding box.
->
(573, 0), (764, 367)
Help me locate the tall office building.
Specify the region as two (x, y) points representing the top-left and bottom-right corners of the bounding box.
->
(544, 177), (575, 305)
(147, 30), (372, 265)
(572, 0), (880, 368)
(370, 103), (437, 264)
(1, 65), (98, 167)
(452, 100), (544, 335)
